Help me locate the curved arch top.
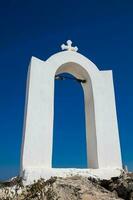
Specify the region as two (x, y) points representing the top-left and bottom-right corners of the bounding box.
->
(45, 51), (99, 75)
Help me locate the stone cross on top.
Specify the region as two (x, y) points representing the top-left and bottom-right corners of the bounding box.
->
(61, 40), (78, 52)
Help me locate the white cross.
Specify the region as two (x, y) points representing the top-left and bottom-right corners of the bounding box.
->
(61, 40), (78, 52)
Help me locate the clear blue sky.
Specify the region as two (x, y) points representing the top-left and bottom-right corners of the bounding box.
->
(0, 0), (133, 180)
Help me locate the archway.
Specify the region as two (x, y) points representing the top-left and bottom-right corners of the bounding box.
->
(21, 50), (122, 184)
(52, 72), (87, 168)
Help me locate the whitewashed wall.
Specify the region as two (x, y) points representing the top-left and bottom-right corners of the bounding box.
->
(20, 51), (122, 183)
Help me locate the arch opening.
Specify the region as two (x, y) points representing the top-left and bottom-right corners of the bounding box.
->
(52, 72), (88, 168)
(52, 62), (98, 169)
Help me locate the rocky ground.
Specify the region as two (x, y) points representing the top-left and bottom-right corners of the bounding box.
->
(0, 172), (132, 200)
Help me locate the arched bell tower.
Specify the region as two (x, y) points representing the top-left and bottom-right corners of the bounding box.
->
(21, 40), (122, 183)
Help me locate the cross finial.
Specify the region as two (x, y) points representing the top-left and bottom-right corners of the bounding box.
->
(61, 40), (78, 52)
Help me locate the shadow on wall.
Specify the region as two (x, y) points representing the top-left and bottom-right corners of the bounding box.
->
(52, 73), (88, 168)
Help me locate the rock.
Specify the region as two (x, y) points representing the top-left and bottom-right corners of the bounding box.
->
(100, 172), (133, 200)
(0, 175), (122, 200)
(0, 172), (133, 199)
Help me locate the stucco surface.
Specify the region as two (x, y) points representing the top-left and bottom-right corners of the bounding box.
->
(21, 51), (122, 183)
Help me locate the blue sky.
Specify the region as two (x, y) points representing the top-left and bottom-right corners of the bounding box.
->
(0, 0), (133, 180)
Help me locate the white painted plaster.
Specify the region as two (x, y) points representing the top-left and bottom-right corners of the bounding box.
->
(23, 168), (123, 185)
(21, 50), (122, 183)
